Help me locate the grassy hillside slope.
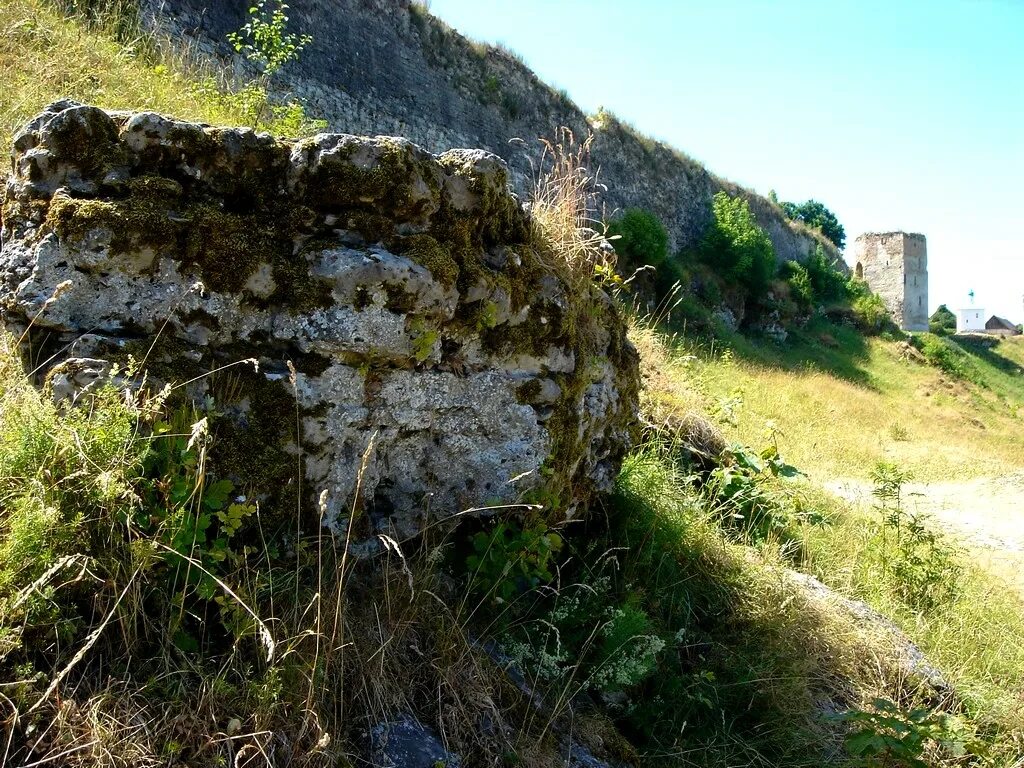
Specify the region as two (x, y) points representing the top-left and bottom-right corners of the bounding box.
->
(637, 318), (1024, 760)
(0, 0), (252, 149)
(646, 317), (1024, 483)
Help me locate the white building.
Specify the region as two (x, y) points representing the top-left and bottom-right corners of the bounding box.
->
(957, 306), (985, 333)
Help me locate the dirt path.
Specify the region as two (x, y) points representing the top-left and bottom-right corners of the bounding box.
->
(827, 472), (1024, 597)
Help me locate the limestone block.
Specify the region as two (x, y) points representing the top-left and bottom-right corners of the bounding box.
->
(0, 102), (640, 552)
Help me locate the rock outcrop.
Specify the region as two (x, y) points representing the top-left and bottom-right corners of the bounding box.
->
(0, 101), (639, 550)
(787, 571), (950, 693)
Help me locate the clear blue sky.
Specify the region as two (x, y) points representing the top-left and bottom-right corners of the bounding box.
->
(428, 0), (1024, 322)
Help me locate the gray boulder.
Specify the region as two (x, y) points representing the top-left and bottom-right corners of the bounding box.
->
(0, 101), (639, 551)
(787, 570), (950, 692)
(369, 715), (461, 768)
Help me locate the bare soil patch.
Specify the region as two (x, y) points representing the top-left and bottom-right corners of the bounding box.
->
(828, 472), (1024, 598)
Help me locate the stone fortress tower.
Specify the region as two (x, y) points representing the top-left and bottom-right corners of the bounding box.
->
(851, 232), (928, 331)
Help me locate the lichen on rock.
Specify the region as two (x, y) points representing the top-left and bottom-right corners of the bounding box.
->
(0, 100), (640, 552)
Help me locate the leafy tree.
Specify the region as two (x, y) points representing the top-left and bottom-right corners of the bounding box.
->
(929, 304), (957, 336)
(700, 192), (775, 299)
(780, 198), (846, 249)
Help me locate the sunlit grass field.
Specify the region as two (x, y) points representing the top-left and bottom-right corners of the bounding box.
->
(643, 317), (1024, 484)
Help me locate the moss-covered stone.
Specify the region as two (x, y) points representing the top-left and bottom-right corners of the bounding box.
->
(43, 104), (130, 184)
(182, 205), (284, 293)
(46, 176), (183, 256)
(5, 103), (641, 551)
(154, 124), (293, 210)
(300, 136), (441, 220)
(394, 234), (459, 289)
(45, 176), (318, 298)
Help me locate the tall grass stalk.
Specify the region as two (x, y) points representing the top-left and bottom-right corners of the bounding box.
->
(528, 128), (615, 291)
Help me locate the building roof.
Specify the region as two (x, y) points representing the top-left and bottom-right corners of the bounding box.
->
(985, 315), (1019, 331)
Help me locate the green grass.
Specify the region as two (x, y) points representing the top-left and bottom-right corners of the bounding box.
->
(801, 496), (1024, 741)
(634, 315), (1024, 763)
(637, 316), (1024, 484)
(0, 0), (315, 151)
(597, 451), (889, 766)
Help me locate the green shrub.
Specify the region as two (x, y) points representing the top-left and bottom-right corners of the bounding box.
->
(913, 333), (980, 382)
(778, 260), (813, 312)
(870, 462), (961, 612)
(805, 244), (848, 304)
(704, 441), (810, 547)
(699, 192), (775, 301)
(136, 406), (258, 601)
(605, 208), (669, 275)
(846, 280), (892, 333)
(591, 600), (664, 692)
(929, 304), (957, 336)
(497, 566), (665, 698)
(675, 292), (714, 332)
(223, 0), (325, 135)
(0, 374), (142, 601)
(837, 697), (983, 767)
(465, 519), (563, 603)
(227, 0), (311, 78)
(851, 293), (889, 332)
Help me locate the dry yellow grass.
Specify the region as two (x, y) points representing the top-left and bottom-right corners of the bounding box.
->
(637, 325), (1024, 483)
(0, 0), (249, 149)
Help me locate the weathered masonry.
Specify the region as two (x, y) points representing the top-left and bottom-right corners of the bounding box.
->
(852, 232), (928, 332)
(0, 101), (640, 554)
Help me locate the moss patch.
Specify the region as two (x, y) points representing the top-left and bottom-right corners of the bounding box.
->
(270, 240), (334, 313)
(515, 378), (542, 405)
(182, 205), (282, 293)
(342, 211), (395, 244)
(45, 176), (317, 298)
(207, 368), (308, 532)
(300, 137), (441, 219)
(46, 176), (182, 254)
(383, 284), (420, 315)
(43, 105), (130, 182)
(395, 234), (459, 289)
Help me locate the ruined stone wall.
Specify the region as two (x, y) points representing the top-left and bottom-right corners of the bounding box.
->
(901, 234), (928, 331)
(0, 101), (639, 552)
(852, 232), (928, 331)
(138, 0), (842, 268)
